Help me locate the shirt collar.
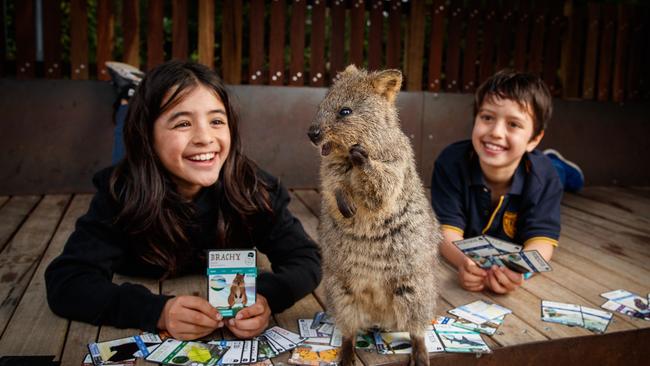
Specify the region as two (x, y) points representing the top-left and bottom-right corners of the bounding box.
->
(467, 149), (527, 195)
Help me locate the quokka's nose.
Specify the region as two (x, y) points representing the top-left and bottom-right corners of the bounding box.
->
(307, 126), (322, 143)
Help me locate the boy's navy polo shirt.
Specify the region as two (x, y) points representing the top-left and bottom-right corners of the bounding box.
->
(431, 140), (563, 247)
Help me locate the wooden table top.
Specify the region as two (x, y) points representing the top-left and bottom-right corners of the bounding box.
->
(0, 187), (648, 365)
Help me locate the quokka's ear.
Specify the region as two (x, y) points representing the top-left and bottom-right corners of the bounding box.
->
(371, 69), (402, 103)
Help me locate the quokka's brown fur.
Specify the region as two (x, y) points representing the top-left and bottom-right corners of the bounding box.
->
(308, 65), (441, 366)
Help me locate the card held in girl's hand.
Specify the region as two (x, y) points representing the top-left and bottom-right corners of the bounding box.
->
(207, 250), (257, 317)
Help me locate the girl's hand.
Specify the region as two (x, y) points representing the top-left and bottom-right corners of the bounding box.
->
(457, 257), (487, 292)
(484, 265), (523, 294)
(157, 296), (223, 340)
(225, 294), (271, 339)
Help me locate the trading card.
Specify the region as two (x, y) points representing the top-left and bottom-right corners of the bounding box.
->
(263, 330), (296, 352)
(304, 337), (332, 346)
(431, 316), (456, 325)
(212, 340), (244, 364)
(497, 250), (551, 273)
(483, 235), (523, 253)
(372, 330), (389, 354)
(263, 335), (285, 353)
(354, 333), (375, 350)
(317, 323), (335, 336)
(581, 306), (613, 333)
(451, 316), (504, 336)
(267, 326), (306, 345)
(288, 344), (341, 366)
(449, 300), (512, 325)
(601, 300), (649, 320)
(378, 332), (413, 354)
(310, 312), (335, 329)
(299, 319), (321, 338)
(329, 327), (342, 347)
(541, 301), (583, 327)
(433, 324), (491, 354)
(424, 330), (445, 353)
(88, 333), (163, 365)
(250, 340), (259, 363)
(145, 339), (228, 366)
(207, 250), (257, 318)
(241, 340), (252, 364)
(600, 290), (650, 318)
(453, 236), (500, 257)
(255, 337), (278, 360)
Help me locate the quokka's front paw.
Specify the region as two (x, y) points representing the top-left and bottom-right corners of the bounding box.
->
(349, 144), (369, 167)
(335, 188), (356, 218)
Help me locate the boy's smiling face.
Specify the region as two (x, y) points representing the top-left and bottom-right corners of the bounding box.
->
(472, 96), (544, 179)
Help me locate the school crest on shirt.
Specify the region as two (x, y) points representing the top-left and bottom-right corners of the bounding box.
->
(503, 211), (517, 239)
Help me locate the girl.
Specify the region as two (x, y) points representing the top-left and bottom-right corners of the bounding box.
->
(45, 61), (322, 340)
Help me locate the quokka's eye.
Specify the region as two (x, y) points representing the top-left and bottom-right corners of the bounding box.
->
(338, 107), (352, 117)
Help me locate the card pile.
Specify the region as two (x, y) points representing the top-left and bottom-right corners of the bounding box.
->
(453, 235), (552, 273)
(146, 339), (229, 366)
(541, 300), (613, 333)
(600, 289), (650, 321)
(87, 333), (165, 365)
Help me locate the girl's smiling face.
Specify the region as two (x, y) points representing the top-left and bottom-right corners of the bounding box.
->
(153, 85), (231, 199)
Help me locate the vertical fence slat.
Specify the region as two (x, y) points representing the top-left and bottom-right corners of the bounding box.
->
(0, 0), (5, 76)
(561, 0), (585, 99)
(329, 0), (345, 80)
(288, 0), (306, 86)
(542, 0), (564, 95)
(528, 1), (546, 74)
(612, 5), (630, 103)
(70, 0), (88, 79)
(367, 1), (382, 70)
(643, 7), (650, 99)
(405, 0), (425, 91)
(462, 1), (480, 93)
(96, 0), (114, 80)
(478, 2), (496, 85)
(122, 0), (140, 67)
(386, 0), (402, 69)
(495, 0), (515, 71)
(15, 0), (36, 79)
(427, 0), (446, 92)
(514, 0), (531, 71)
(172, 0), (188, 60)
(625, 7), (644, 100)
(147, 0), (165, 71)
(349, 0), (365, 68)
(43, 0), (62, 79)
(248, 0), (265, 84)
(309, 0), (325, 86)
(222, 0), (243, 84)
(444, 0), (462, 92)
(582, 3), (600, 99)
(269, 0), (286, 85)
(198, 0), (215, 68)
(597, 4), (616, 102)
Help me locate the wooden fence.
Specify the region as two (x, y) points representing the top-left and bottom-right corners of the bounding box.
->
(3, 0), (649, 102)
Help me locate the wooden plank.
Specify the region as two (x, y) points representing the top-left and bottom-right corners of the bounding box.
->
(15, 0), (36, 79)
(562, 193), (650, 234)
(122, 0), (140, 68)
(461, 0), (480, 93)
(288, 0), (306, 86)
(542, 0), (564, 95)
(612, 5), (630, 103)
(147, 0), (165, 70)
(349, 0), (365, 68)
(478, 1), (496, 85)
(427, 0), (446, 92)
(172, 0), (189, 60)
(0, 195), (91, 355)
(0, 196), (40, 252)
(269, 0), (286, 85)
(221, 0), (243, 84)
(95, 0), (114, 80)
(367, 1), (383, 70)
(444, 0), (462, 92)
(386, 0), (402, 70)
(288, 193), (318, 242)
(0, 197), (7, 209)
(43, 0), (63, 79)
(625, 6), (644, 100)
(329, 0), (345, 80)
(582, 3), (600, 99)
(309, 0), (326, 86)
(198, 0), (215, 68)
(597, 4), (617, 102)
(579, 186), (650, 219)
(527, 0), (546, 74)
(292, 189), (320, 217)
(405, 0), (425, 91)
(513, 0), (531, 71)
(0, 195), (70, 337)
(560, 0), (585, 99)
(495, 0), (515, 71)
(248, 0), (265, 84)
(60, 321), (99, 365)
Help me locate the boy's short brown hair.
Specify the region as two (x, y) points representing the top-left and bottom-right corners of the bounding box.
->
(474, 70), (552, 138)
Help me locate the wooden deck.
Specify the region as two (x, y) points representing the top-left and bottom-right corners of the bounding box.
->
(0, 188), (648, 365)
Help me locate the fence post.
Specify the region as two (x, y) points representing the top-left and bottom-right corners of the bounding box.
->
(43, 0), (62, 79)
(147, 0), (165, 71)
(367, 1), (383, 70)
(309, 0), (326, 86)
(444, 0), (462, 91)
(198, 0), (215, 69)
(405, 0), (425, 91)
(427, 0), (446, 92)
(172, 0), (189, 60)
(289, 0), (306, 86)
(582, 3), (600, 99)
(462, 0), (480, 93)
(269, 0), (286, 85)
(122, 0), (140, 68)
(70, 0), (88, 79)
(386, 0), (402, 70)
(612, 5), (630, 103)
(222, 0), (243, 84)
(15, 0), (36, 79)
(96, 0), (114, 80)
(597, 4), (616, 102)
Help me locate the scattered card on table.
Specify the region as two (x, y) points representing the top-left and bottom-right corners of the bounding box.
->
(452, 316), (504, 336)
(600, 289), (650, 319)
(288, 344), (340, 366)
(541, 301), (584, 327)
(433, 324), (491, 354)
(449, 300), (512, 325)
(88, 333), (163, 365)
(581, 306), (613, 333)
(145, 339), (228, 366)
(495, 250), (551, 273)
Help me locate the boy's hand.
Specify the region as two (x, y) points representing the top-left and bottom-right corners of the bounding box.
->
(457, 257), (487, 291)
(157, 295), (223, 340)
(484, 265), (523, 294)
(226, 294), (271, 339)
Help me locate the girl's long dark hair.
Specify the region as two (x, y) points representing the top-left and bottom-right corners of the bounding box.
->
(110, 60), (273, 277)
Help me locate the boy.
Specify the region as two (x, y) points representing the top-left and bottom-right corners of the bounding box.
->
(431, 70), (578, 294)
